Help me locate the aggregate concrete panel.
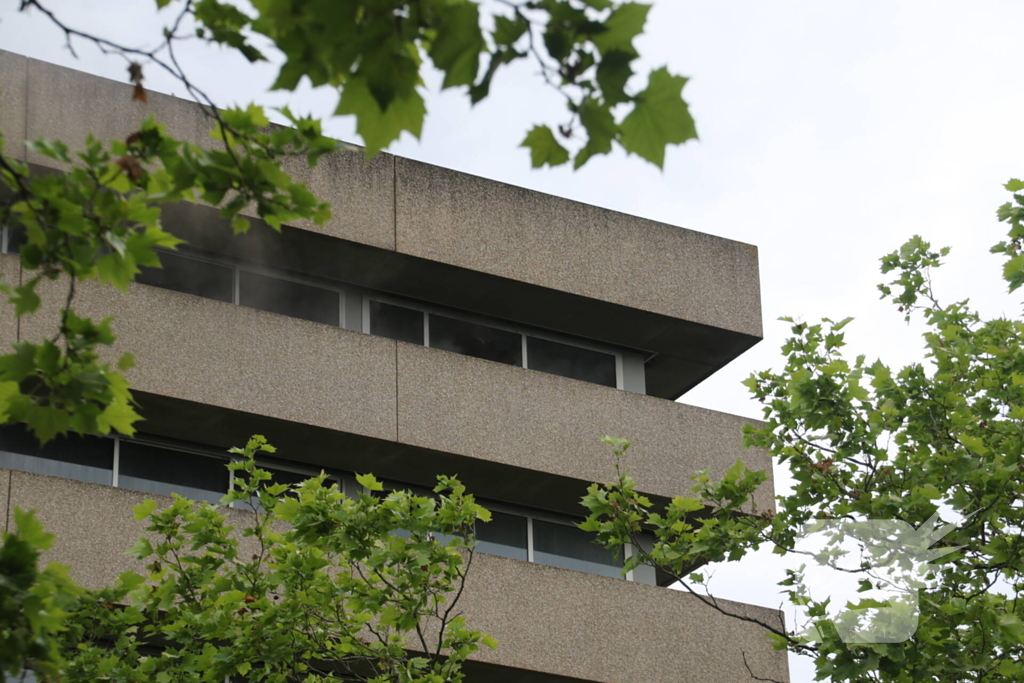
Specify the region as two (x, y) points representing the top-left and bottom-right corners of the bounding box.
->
(0, 50), (28, 160)
(0, 254), (18, 347)
(397, 343), (775, 511)
(278, 148), (396, 251)
(23, 57), (396, 250)
(395, 157), (763, 338)
(8, 469), (153, 588)
(461, 553), (789, 683)
(25, 57), (213, 169)
(10, 468), (787, 683)
(7, 470), (275, 590)
(19, 278), (398, 442)
(0, 469), (10, 532)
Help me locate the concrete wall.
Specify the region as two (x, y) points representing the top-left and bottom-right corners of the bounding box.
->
(7, 53), (395, 250)
(2, 469), (789, 683)
(15, 278), (772, 510)
(395, 157), (762, 337)
(0, 49), (761, 342)
(0, 51), (26, 161)
(19, 276), (398, 442)
(0, 254), (17, 347)
(464, 554), (788, 683)
(397, 343), (774, 511)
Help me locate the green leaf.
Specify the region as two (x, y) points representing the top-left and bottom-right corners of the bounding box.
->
(597, 50), (636, 105)
(474, 504), (492, 523)
(481, 634), (499, 649)
(670, 496), (704, 513)
(356, 473), (384, 492)
(520, 125), (570, 168)
(117, 571), (146, 592)
(493, 14), (528, 46)
(619, 67), (697, 168)
(1005, 178), (1024, 191)
(0, 344), (37, 382)
(13, 507), (55, 551)
(1002, 253), (1024, 292)
(335, 76), (426, 157)
(575, 99), (618, 168)
(592, 3), (651, 55)
(429, 2), (485, 89)
(22, 404), (71, 443)
(133, 499), (158, 521)
(998, 614), (1024, 644)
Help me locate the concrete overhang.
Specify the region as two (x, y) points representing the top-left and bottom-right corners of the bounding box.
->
(0, 48), (763, 399)
(160, 201), (761, 399)
(11, 263), (772, 516)
(3, 468), (790, 683)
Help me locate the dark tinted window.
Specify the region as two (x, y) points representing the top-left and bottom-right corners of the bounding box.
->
(370, 300), (424, 345)
(475, 510), (528, 560)
(136, 251), (235, 303)
(239, 270), (340, 326)
(527, 337), (617, 387)
(118, 441), (229, 504)
(0, 424), (113, 485)
(4, 225), (26, 255)
(533, 519), (623, 578)
(429, 315), (522, 366)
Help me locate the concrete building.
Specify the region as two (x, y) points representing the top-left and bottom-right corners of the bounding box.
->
(0, 50), (788, 682)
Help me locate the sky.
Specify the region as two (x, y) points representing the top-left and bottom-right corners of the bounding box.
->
(3, 1), (1024, 680)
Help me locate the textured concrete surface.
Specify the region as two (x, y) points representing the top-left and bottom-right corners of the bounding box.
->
(7, 469), (274, 590)
(0, 469), (9, 532)
(397, 343), (775, 512)
(395, 157), (762, 338)
(24, 57), (214, 169)
(0, 254), (18, 347)
(20, 54), (396, 250)
(0, 50), (28, 160)
(278, 147), (396, 250)
(438, 553), (787, 683)
(7, 468), (788, 682)
(19, 277), (398, 441)
(8, 469), (153, 588)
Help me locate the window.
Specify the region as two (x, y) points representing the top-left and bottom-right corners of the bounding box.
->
(474, 510), (528, 561)
(527, 336), (617, 387)
(369, 300), (424, 345)
(238, 270), (340, 326)
(532, 519), (623, 578)
(428, 314), (522, 366)
(136, 251), (234, 303)
(129, 248), (643, 392)
(364, 296), (637, 389)
(0, 424), (113, 485)
(1, 224), (25, 255)
(117, 441), (229, 504)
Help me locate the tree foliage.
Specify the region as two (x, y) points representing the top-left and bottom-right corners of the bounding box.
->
(582, 181), (1024, 681)
(0, 0), (695, 444)
(9, 436), (493, 683)
(0, 508), (81, 683)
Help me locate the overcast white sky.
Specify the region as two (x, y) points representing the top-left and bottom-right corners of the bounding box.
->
(3, 2), (1023, 680)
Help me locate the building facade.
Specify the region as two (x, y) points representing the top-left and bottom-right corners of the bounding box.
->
(0, 50), (788, 682)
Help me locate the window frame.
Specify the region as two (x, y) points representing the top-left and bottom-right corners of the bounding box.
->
(362, 293), (626, 389)
(139, 247), (347, 326)
(374, 478), (635, 581)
